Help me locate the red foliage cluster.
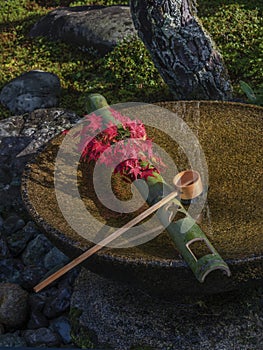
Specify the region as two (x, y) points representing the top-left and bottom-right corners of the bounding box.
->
(64, 109), (165, 182)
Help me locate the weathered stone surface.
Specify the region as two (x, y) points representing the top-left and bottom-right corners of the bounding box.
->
(0, 333), (26, 347)
(21, 221), (40, 238)
(20, 266), (47, 291)
(0, 166), (12, 185)
(16, 108), (80, 157)
(43, 287), (72, 319)
(0, 283), (29, 327)
(0, 233), (10, 258)
(27, 311), (49, 330)
(71, 269), (263, 350)
(0, 109), (80, 224)
(21, 234), (53, 266)
(6, 226), (35, 256)
(29, 293), (47, 312)
(0, 70), (61, 114)
(0, 116), (24, 137)
(50, 316), (72, 344)
(0, 110), (81, 347)
(0, 215), (4, 228)
(44, 247), (69, 270)
(3, 215), (25, 235)
(30, 6), (137, 55)
(27, 292), (56, 329)
(0, 258), (24, 284)
(23, 327), (60, 347)
(0, 109), (79, 162)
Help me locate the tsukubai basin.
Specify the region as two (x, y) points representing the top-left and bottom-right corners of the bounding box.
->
(21, 101), (263, 297)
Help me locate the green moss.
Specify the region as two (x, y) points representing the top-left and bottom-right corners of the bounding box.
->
(199, 3), (263, 88)
(69, 307), (96, 348)
(69, 306), (115, 349)
(101, 37), (163, 87)
(0, 0), (262, 119)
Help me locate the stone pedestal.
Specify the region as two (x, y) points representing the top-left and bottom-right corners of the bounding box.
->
(70, 269), (263, 350)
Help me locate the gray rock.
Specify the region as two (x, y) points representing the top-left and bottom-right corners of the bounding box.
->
(0, 283), (29, 327)
(6, 226), (35, 256)
(43, 287), (71, 319)
(0, 333), (26, 347)
(5, 221), (38, 257)
(16, 108), (80, 157)
(3, 214), (25, 235)
(0, 109), (79, 160)
(0, 136), (29, 159)
(0, 166), (12, 185)
(20, 265), (47, 291)
(0, 258), (24, 284)
(23, 327), (60, 347)
(50, 316), (72, 344)
(27, 310), (49, 330)
(6, 233), (25, 256)
(0, 70), (61, 114)
(0, 233), (10, 258)
(22, 234), (53, 266)
(21, 221), (40, 238)
(0, 110), (80, 223)
(29, 293), (47, 312)
(44, 247), (69, 270)
(30, 6), (137, 55)
(0, 116), (24, 138)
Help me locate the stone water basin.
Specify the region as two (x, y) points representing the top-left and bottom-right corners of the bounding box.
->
(21, 101), (263, 297)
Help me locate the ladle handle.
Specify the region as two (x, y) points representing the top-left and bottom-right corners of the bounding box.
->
(33, 191), (178, 292)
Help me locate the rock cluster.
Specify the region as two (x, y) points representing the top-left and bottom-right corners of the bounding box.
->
(0, 107), (81, 347)
(0, 213), (78, 347)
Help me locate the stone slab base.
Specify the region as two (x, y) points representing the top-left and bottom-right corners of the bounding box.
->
(70, 269), (263, 350)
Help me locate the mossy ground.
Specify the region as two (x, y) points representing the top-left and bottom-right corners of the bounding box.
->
(0, 0), (262, 119)
(69, 307), (96, 348)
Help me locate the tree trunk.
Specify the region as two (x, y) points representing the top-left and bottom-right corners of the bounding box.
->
(130, 0), (233, 100)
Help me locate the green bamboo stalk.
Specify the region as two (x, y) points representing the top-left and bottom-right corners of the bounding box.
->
(86, 94), (231, 283)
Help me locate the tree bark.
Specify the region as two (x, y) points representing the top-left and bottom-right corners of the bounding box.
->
(130, 0), (233, 100)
